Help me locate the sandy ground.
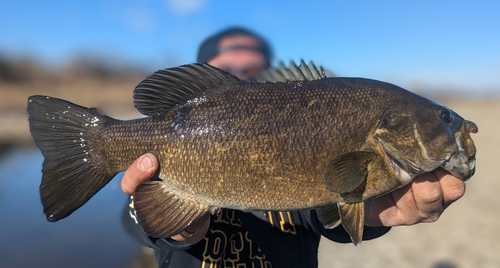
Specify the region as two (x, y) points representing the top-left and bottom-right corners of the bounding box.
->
(318, 98), (500, 268)
(1, 80), (498, 267)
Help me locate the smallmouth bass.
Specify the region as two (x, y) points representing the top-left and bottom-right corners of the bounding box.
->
(27, 61), (477, 244)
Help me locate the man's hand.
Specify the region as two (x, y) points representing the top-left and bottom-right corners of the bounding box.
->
(121, 153), (158, 195)
(121, 153), (210, 244)
(365, 168), (466, 226)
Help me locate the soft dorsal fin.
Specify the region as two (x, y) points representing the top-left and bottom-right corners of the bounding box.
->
(255, 59), (327, 82)
(133, 64), (240, 116)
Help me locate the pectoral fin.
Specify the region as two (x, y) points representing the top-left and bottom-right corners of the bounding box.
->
(316, 204), (342, 229)
(338, 202), (365, 245)
(322, 151), (377, 193)
(133, 180), (215, 238)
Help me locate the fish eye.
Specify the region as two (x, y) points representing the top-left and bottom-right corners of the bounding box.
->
(439, 108), (453, 123)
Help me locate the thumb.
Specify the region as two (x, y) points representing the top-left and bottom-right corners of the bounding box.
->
(121, 153), (158, 195)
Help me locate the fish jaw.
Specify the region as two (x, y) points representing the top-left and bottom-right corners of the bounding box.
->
(442, 151), (476, 181)
(441, 121), (477, 181)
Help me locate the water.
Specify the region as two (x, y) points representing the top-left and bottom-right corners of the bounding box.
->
(0, 147), (142, 268)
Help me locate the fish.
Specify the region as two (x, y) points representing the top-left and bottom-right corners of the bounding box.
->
(27, 61), (478, 245)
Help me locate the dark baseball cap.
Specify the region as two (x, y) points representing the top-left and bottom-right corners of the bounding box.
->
(196, 27), (273, 64)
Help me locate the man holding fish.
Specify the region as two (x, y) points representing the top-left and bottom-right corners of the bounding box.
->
(118, 27), (471, 267)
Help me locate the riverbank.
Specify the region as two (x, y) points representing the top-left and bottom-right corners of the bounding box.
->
(0, 77), (145, 149)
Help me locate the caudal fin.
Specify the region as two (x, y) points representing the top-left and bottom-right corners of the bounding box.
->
(28, 95), (118, 222)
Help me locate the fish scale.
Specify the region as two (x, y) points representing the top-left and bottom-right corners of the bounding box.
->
(27, 61), (477, 244)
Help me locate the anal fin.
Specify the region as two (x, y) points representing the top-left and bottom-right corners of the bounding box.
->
(338, 202), (365, 245)
(133, 180), (214, 238)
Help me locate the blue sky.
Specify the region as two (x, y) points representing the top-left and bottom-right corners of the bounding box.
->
(1, 0), (499, 94)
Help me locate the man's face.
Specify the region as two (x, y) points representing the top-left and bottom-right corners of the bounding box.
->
(208, 35), (268, 80)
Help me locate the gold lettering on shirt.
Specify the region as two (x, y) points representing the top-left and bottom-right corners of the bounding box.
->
(265, 211), (297, 234)
(201, 211), (272, 268)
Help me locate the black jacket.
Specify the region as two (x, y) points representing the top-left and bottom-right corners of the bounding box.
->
(123, 199), (390, 268)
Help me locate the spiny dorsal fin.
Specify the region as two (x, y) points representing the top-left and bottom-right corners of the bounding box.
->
(133, 64), (240, 116)
(255, 59), (327, 82)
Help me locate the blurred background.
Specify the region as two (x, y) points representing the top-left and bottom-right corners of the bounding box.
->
(0, 1), (499, 267)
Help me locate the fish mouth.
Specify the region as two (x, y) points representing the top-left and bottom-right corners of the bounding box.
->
(440, 137), (476, 181)
(441, 152), (475, 181)
(440, 120), (477, 181)
(443, 153), (476, 181)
